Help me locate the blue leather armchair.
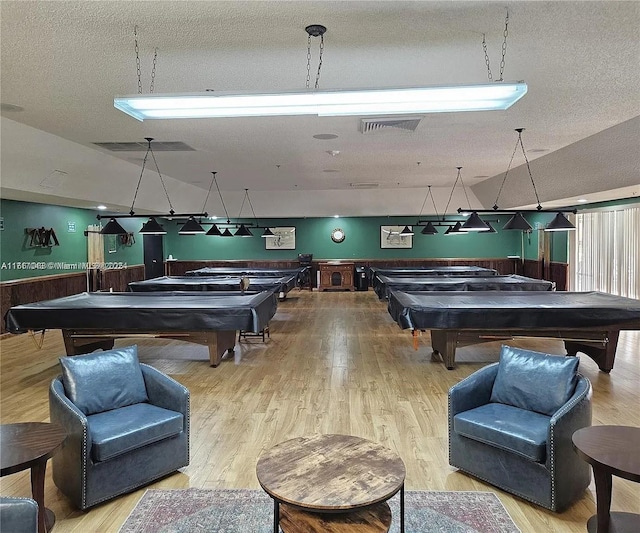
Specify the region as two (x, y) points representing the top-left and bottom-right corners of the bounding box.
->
(49, 345), (189, 510)
(0, 497), (38, 533)
(448, 345), (592, 512)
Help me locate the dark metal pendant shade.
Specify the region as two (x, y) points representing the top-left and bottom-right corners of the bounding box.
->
(179, 216), (206, 234)
(503, 212), (532, 231)
(234, 224), (253, 237)
(261, 227), (275, 237)
(139, 217), (166, 235)
(400, 225), (414, 236)
(445, 221), (465, 235)
(221, 228), (234, 237)
(461, 212), (491, 231)
(421, 221), (438, 235)
(206, 223), (222, 236)
(545, 212), (576, 231)
(101, 218), (127, 235)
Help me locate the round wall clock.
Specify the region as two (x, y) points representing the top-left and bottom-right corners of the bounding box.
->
(331, 228), (346, 243)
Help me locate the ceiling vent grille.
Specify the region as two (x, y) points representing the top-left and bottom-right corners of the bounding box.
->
(349, 182), (379, 189)
(93, 141), (195, 152)
(359, 116), (423, 134)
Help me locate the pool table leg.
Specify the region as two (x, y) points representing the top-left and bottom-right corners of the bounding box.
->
(62, 330), (115, 355)
(429, 330), (457, 369)
(564, 329), (618, 373)
(207, 330), (237, 367)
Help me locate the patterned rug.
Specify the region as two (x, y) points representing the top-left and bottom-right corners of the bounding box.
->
(119, 488), (520, 532)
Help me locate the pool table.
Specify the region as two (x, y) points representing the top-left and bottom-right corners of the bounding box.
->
(387, 290), (640, 371)
(373, 274), (554, 300)
(5, 291), (278, 367)
(369, 266), (498, 294)
(185, 266), (308, 279)
(128, 274), (298, 299)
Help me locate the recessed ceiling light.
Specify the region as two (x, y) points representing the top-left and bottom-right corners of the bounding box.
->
(96, 205), (107, 210)
(1, 103), (24, 112)
(326, 150), (340, 156)
(333, 215), (340, 218)
(577, 198), (588, 203)
(313, 134), (339, 140)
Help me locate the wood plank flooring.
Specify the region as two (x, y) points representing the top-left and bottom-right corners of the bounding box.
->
(1, 290), (639, 532)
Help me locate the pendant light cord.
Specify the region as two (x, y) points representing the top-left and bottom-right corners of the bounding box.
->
(148, 146), (175, 215)
(213, 172), (231, 223)
(129, 144), (150, 215)
(245, 189), (260, 227)
(493, 129), (542, 211)
(201, 172), (217, 213)
(443, 168), (462, 219)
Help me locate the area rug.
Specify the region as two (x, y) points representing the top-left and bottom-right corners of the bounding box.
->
(119, 488), (520, 532)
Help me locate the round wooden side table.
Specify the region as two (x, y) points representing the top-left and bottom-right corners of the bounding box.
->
(573, 425), (640, 533)
(1, 422), (67, 533)
(256, 434), (406, 533)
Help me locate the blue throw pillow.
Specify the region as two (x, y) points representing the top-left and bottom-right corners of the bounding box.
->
(490, 345), (579, 416)
(59, 345), (148, 415)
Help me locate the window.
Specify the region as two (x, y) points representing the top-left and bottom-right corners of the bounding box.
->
(569, 205), (639, 298)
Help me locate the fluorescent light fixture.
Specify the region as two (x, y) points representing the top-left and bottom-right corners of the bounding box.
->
(114, 82), (528, 121)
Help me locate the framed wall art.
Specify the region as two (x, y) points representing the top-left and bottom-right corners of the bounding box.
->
(265, 226), (296, 250)
(380, 225), (412, 249)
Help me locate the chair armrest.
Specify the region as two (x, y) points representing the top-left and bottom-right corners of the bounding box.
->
(49, 376), (91, 508)
(449, 363), (499, 417)
(141, 364), (190, 426)
(49, 377), (90, 444)
(0, 497), (38, 533)
(548, 375), (592, 466)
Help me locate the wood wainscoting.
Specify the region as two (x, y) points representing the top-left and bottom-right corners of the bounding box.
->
(97, 265), (145, 292)
(165, 259), (306, 276)
(523, 260), (568, 290)
(164, 258), (568, 290)
(0, 265), (145, 334)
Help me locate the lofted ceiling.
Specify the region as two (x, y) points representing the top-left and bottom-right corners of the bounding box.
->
(1, 1), (639, 219)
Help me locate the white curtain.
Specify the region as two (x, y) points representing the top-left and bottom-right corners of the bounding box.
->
(570, 205), (640, 298)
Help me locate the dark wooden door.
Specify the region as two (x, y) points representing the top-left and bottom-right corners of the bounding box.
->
(143, 235), (164, 279)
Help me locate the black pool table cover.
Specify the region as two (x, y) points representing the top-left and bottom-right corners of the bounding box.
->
(388, 290), (640, 330)
(6, 291), (278, 334)
(128, 275), (298, 295)
(185, 267), (308, 278)
(373, 274), (554, 299)
(387, 290), (640, 371)
(369, 265), (498, 278)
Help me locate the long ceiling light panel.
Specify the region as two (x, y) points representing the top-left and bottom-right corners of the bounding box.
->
(114, 82), (527, 120)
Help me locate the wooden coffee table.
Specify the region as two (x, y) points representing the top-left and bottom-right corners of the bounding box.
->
(1, 422), (67, 533)
(572, 425), (640, 533)
(256, 434), (406, 533)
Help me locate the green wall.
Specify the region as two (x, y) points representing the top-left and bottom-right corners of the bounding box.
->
(0, 199), (143, 281)
(519, 213), (570, 263)
(165, 216), (523, 261)
(5, 197), (601, 281)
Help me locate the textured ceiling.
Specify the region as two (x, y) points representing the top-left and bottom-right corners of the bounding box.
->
(1, 1), (639, 218)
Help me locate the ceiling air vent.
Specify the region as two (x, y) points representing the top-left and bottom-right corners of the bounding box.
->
(350, 182), (379, 189)
(359, 116), (423, 134)
(93, 141), (195, 152)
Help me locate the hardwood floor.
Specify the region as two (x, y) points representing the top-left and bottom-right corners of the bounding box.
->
(1, 290), (638, 532)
